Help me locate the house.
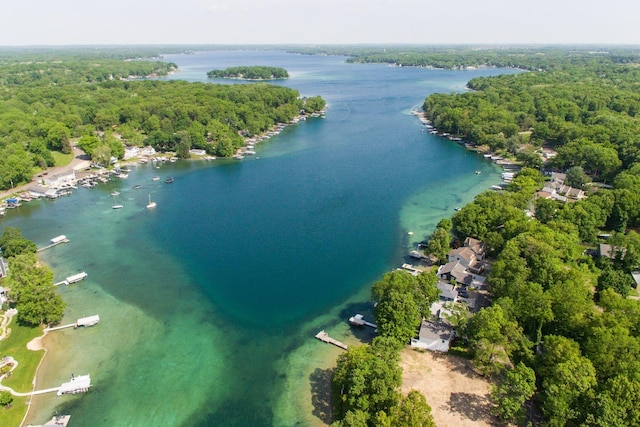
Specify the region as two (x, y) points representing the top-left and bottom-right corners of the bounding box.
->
(464, 237), (487, 260)
(140, 146), (156, 156)
(189, 149), (207, 156)
(28, 185), (58, 199)
(437, 281), (458, 302)
(43, 170), (76, 189)
(410, 319), (454, 352)
(597, 243), (625, 260)
(123, 146), (140, 160)
(536, 173), (585, 202)
(437, 261), (487, 288)
(0, 286), (7, 305)
(448, 247), (476, 269)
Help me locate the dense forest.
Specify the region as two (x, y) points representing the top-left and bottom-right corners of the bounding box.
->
(328, 47), (640, 427)
(0, 50), (325, 191)
(207, 66), (289, 80)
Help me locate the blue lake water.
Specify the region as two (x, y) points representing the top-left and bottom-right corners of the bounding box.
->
(1, 50), (516, 426)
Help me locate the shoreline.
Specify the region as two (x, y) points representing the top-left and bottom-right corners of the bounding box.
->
(1, 110), (327, 425)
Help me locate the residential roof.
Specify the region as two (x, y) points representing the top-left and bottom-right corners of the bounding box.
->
(437, 281), (458, 301)
(449, 247), (476, 263)
(410, 319), (454, 352)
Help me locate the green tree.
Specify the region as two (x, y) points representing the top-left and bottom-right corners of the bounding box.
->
(491, 362), (536, 425)
(46, 123), (71, 153)
(597, 268), (633, 298)
(374, 290), (421, 344)
(425, 227), (450, 264)
(0, 390), (13, 407)
(0, 227), (37, 258)
(332, 342), (402, 421)
(388, 390), (436, 427)
(565, 166), (590, 190)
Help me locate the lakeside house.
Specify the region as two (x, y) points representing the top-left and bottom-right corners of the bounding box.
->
(437, 261), (487, 288)
(43, 170), (76, 189)
(28, 185), (59, 199)
(123, 145), (140, 160)
(410, 319), (454, 352)
(536, 171), (585, 202)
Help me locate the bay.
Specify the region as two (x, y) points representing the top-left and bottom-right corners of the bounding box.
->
(1, 50), (517, 426)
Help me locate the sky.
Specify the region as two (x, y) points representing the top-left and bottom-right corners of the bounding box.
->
(1, 0), (639, 46)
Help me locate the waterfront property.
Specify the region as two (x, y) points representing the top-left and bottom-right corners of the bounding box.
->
(410, 319), (454, 352)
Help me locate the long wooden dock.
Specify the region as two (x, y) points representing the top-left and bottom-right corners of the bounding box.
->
(315, 330), (348, 350)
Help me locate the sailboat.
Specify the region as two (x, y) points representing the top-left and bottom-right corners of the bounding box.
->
(112, 194), (123, 209)
(146, 194), (156, 209)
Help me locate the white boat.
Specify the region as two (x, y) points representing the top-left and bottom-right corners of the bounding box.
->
(112, 195), (123, 209)
(146, 194), (156, 209)
(152, 176), (160, 181)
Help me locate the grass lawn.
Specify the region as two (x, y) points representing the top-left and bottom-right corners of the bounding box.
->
(0, 317), (45, 427)
(51, 151), (74, 167)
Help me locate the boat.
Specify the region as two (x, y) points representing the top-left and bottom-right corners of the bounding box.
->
(165, 177), (174, 184)
(133, 184), (142, 189)
(112, 193), (123, 209)
(146, 194), (156, 209)
(475, 170), (482, 174)
(152, 176), (160, 181)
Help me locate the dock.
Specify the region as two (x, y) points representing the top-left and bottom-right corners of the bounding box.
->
(44, 314), (100, 332)
(54, 271), (87, 286)
(315, 330), (348, 350)
(37, 235), (69, 253)
(349, 314), (377, 329)
(57, 374), (91, 396)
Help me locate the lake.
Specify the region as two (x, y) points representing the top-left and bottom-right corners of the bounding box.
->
(1, 50), (516, 426)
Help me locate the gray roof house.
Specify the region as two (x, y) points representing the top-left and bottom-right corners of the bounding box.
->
(410, 319), (454, 352)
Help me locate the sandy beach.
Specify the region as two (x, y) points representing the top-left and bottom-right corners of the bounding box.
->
(400, 348), (501, 427)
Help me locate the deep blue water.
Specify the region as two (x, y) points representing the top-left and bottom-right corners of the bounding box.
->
(1, 51), (517, 426)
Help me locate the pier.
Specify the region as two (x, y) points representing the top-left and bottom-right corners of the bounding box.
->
(315, 330), (348, 350)
(349, 314), (377, 329)
(54, 271), (87, 286)
(44, 314), (99, 332)
(37, 235), (69, 252)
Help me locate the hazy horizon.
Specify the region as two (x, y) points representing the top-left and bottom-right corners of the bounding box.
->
(2, 0), (639, 46)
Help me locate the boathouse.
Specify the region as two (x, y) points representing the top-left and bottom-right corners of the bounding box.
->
(76, 315), (100, 327)
(57, 374), (91, 395)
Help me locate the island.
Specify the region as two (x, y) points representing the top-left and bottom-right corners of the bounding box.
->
(207, 65), (289, 80)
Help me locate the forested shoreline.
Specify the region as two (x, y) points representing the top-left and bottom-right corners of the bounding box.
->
(329, 47), (640, 427)
(207, 65), (289, 80)
(0, 49), (325, 191)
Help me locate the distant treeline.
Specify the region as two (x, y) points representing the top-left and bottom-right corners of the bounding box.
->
(207, 66), (289, 80)
(288, 45), (640, 71)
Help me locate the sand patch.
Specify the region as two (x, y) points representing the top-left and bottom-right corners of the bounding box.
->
(400, 348), (502, 427)
(27, 336), (44, 351)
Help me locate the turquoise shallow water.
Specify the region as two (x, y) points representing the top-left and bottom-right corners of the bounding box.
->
(1, 51), (516, 426)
